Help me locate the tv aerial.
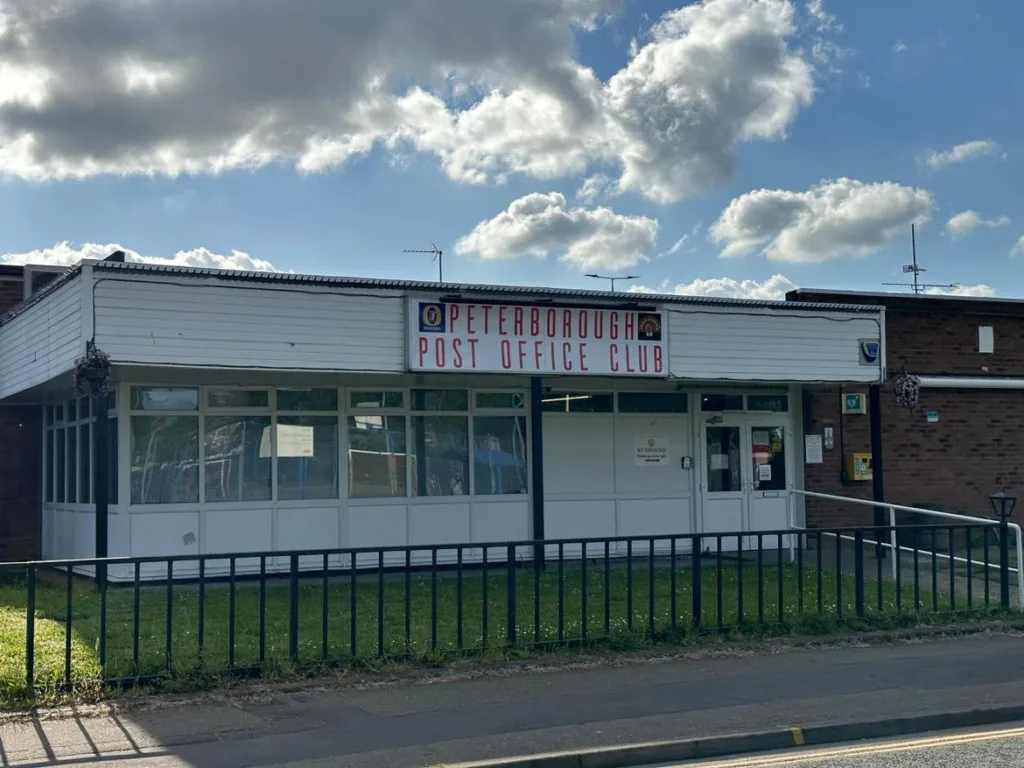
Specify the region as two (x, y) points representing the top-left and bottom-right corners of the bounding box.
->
(404, 244), (443, 282)
(882, 224), (959, 294)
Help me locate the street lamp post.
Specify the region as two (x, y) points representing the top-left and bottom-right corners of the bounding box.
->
(584, 273), (640, 292)
(989, 490), (1017, 610)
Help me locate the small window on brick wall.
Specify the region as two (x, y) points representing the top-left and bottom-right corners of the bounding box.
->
(979, 326), (994, 354)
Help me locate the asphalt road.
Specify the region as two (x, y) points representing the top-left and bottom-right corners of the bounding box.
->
(661, 722), (1024, 767)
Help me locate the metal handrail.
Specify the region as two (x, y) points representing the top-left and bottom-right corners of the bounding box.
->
(790, 488), (1024, 608)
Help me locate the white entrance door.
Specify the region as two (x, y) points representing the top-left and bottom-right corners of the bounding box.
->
(701, 422), (746, 545)
(701, 419), (793, 551)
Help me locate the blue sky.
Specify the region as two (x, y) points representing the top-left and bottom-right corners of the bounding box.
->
(0, 0), (1021, 299)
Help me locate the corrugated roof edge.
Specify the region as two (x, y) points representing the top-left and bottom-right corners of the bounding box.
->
(0, 263), (82, 327)
(0, 261), (883, 327)
(83, 259), (882, 313)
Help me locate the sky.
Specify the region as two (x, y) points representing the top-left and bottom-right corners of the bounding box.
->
(0, 0), (1021, 300)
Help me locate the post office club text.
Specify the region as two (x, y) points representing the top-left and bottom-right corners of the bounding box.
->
(416, 304), (664, 374)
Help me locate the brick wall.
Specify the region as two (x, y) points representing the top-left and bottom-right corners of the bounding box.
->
(0, 276), (23, 315)
(0, 406), (42, 562)
(792, 291), (1024, 528)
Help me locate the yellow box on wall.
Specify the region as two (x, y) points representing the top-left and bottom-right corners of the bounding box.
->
(845, 452), (873, 481)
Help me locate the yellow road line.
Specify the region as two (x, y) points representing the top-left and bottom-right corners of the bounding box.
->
(789, 728), (805, 746)
(688, 724), (1024, 767)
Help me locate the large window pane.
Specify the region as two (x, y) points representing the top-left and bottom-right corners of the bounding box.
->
(67, 426), (78, 503)
(540, 392), (613, 413)
(130, 416), (199, 504)
(204, 416), (272, 503)
(746, 394), (788, 412)
(56, 429), (66, 503)
(131, 387), (198, 411)
(348, 415), (407, 498)
(79, 422), (91, 504)
(412, 389), (468, 412)
(277, 416), (339, 500)
(618, 392), (688, 413)
(279, 388), (339, 411)
(475, 392), (525, 410)
(349, 391), (404, 410)
(206, 389), (269, 409)
(473, 416), (528, 495)
(412, 416), (469, 496)
(701, 394), (744, 411)
(67, 399), (77, 422)
(706, 426), (742, 493)
(45, 430), (54, 503)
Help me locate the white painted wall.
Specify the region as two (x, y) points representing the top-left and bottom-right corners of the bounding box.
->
(0, 276), (83, 399)
(93, 276), (405, 372)
(668, 307), (882, 382)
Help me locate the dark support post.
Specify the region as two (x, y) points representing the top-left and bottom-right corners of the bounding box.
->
(854, 531), (865, 618)
(1000, 516), (1011, 610)
(869, 384), (886, 563)
(530, 377), (545, 567)
(93, 392), (109, 594)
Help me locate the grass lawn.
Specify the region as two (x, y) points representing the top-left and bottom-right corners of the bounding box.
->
(0, 557), (995, 707)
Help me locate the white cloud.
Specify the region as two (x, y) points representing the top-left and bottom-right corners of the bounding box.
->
(631, 274), (797, 300)
(0, 0), (817, 203)
(945, 210), (1010, 237)
(575, 173), (614, 204)
(925, 140), (1004, 170)
(454, 192), (658, 271)
(924, 284), (995, 298)
(664, 235), (689, 256)
(892, 40), (908, 53)
(0, 241), (280, 272)
(709, 178), (933, 263)
(1012, 236), (1024, 256)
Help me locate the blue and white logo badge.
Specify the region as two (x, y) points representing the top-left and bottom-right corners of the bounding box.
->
(418, 302), (446, 333)
(860, 340), (880, 363)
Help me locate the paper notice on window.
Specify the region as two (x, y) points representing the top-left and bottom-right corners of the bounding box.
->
(758, 463), (772, 481)
(752, 429), (770, 447)
(260, 424), (316, 458)
(710, 453), (730, 471)
(804, 434), (823, 464)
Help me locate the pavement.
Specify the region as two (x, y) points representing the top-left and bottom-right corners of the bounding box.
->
(3, 632), (1024, 767)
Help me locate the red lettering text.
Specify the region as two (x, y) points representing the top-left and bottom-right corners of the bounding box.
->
(534, 340), (544, 369)
(562, 342), (573, 371)
(467, 305), (477, 335)
(578, 310), (588, 339)
(654, 345), (663, 373)
(593, 311), (604, 339)
(449, 303), (460, 332)
(481, 304), (492, 334)
(498, 306), (508, 335)
(609, 343), (619, 372)
(435, 338), (446, 368)
(625, 312), (635, 340)
(530, 308), (540, 336)
(625, 344), (635, 373)
(546, 309), (557, 337)
(517, 340), (527, 368)
(610, 311), (619, 340)
(467, 338), (479, 368)
(452, 338), (463, 369)
(637, 345), (647, 373)
(500, 339), (512, 369)
(418, 337), (428, 368)
(514, 307), (524, 335)
(562, 310), (572, 339)
(579, 342), (589, 371)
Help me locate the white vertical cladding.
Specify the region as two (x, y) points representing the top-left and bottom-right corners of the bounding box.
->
(0, 275), (84, 399)
(667, 305), (883, 382)
(93, 276), (405, 372)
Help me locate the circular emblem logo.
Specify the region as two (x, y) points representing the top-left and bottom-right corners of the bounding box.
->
(421, 304), (443, 328)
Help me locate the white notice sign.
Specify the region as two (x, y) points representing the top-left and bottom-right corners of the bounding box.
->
(260, 424), (316, 458)
(804, 434), (823, 464)
(758, 463), (772, 481)
(634, 437), (670, 465)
